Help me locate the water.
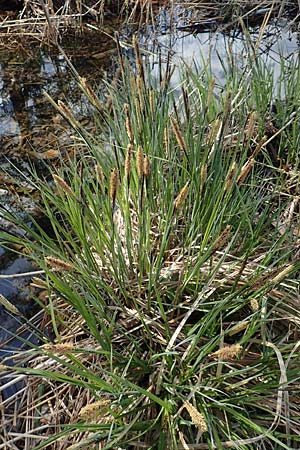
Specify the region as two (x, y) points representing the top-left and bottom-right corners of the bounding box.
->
(143, 13), (299, 88)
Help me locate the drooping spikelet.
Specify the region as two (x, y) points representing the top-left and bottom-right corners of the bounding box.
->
(164, 126), (169, 157)
(136, 76), (145, 112)
(206, 78), (215, 108)
(134, 96), (142, 130)
(174, 182), (189, 210)
(45, 256), (74, 272)
(53, 174), (76, 198)
(0, 293), (20, 315)
(57, 100), (81, 129)
(223, 90), (232, 122)
(109, 168), (120, 206)
(183, 401), (207, 433)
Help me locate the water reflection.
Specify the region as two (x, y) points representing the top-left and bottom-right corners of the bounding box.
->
(144, 14), (299, 88)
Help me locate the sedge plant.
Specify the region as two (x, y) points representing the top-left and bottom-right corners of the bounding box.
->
(1, 40), (300, 450)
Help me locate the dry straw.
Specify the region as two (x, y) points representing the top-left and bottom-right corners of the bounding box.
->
(45, 256), (74, 272)
(183, 401), (207, 433)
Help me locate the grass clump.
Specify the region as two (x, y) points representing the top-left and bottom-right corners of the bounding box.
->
(1, 42), (300, 450)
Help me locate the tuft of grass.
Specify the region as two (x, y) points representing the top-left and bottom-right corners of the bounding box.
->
(1, 41), (300, 450)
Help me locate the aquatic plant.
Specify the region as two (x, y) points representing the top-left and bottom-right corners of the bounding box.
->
(1, 39), (300, 450)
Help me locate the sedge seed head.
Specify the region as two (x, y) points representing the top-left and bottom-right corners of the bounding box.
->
(237, 158), (255, 185)
(43, 342), (74, 355)
(45, 256), (74, 272)
(109, 168), (120, 204)
(136, 146), (144, 179)
(0, 293), (19, 315)
(272, 264), (295, 284)
(125, 144), (132, 180)
(250, 298), (259, 312)
(225, 161), (237, 192)
(143, 155), (151, 177)
(171, 117), (186, 153)
(79, 399), (111, 420)
(52, 174), (75, 198)
(174, 182), (189, 210)
(95, 164), (105, 183)
(245, 111), (257, 140)
(183, 401), (207, 433)
(124, 103), (134, 143)
(213, 225), (232, 251)
(212, 344), (242, 360)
